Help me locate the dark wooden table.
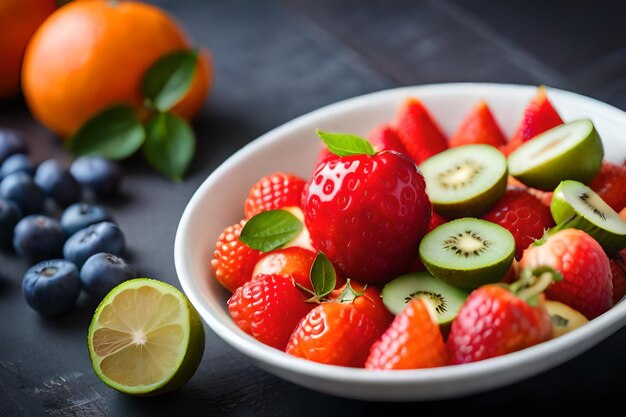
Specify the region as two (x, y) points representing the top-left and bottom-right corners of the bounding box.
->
(2, 1), (626, 415)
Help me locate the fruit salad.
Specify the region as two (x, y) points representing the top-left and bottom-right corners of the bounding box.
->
(210, 86), (626, 369)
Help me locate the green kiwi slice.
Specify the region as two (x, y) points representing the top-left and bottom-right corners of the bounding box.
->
(419, 218), (515, 290)
(381, 271), (468, 326)
(419, 144), (507, 218)
(508, 119), (604, 191)
(550, 180), (626, 254)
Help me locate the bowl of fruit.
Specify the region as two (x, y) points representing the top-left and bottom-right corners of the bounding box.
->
(174, 83), (626, 401)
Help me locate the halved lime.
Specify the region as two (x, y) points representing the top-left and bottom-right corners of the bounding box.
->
(88, 278), (205, 396)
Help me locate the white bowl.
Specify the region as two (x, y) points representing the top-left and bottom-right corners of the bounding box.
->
(175, 83), (626, 401)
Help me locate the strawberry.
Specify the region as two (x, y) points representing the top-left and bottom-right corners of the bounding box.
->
(244, 172), (306, 219)
(449, 100), (506, 148)
(501, 86), (563, 155)
(407, 213), (446, 273)
(228, 273), (314, 350)
(252, 246), (317, 290)
(507, 176), (553, 207)
(329, 281), (393, 332)
(610, 250), (626, 304)
(482, 187), (555, 260)
(366, 298), (447, 370)
(316, 124), (408, 165)
(621, 207), (626, 222)
(589, 162), (626, 212)
(286, 281), (389, 367)
(520, 229), (612, 319)
(304, 132), (431, 283)
(447, 270), (554, 364)
(211, 220), (261, 292)
(394, 98), (448, 164)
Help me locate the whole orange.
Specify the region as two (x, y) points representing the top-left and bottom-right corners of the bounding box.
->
(22, 0), (211, 138)
(0, 0), (57, 99)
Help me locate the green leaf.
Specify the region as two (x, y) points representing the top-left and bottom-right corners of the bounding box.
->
(239, 210), (303, 252)
(309, 252), (336, 298)
(143, 50), (198, 111)
(316, 130), (375, 156)
(69, 105), (145, 160)
(143, 112), (196, 181)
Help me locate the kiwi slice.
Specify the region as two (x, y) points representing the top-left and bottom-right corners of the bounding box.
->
(419, 144), (507, 218)
(381, 271), (468, 325)
(419, 218), (515, 290)
(550, 180), (626, 254)
(508, 119), (603, 191)
(545, 301), (588, 338)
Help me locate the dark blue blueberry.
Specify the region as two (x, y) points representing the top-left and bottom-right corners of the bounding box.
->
(0, 198), (22, 249)
(13, 215), (64, 263)
(60, 203), (112, 237)
(1, 154), (36, 179)
(70, 156), (122, 198)
(0, 172), (44, 214)
(0, 130), (27, 165)
(22, 259), (81, 316)
(80, 253), (135, 298)
(63, 221), (125, 268)
(34, 159), (82, 207)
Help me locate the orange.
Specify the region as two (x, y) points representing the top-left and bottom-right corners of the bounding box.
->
(0, 0), (57, 99)
(22, 0), (211, 138)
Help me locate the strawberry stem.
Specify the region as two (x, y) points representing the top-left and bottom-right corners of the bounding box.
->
(510, 266), (562, 305)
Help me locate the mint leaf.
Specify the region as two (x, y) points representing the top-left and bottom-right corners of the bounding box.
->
(143, 112), (195, 181)
(316, 130), (375, 156)
(310, 252), (336, 298)
(143, 50), (198, 112)
(239, 210), (303, 252)
(70, 105), (145, 160)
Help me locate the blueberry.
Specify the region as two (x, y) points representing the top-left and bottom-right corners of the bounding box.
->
(0, 172), (44, 214)
(1, 154), (36, 179)
(70, 156), (122, 198)
(80, 253), (135, 298)
(60, 203), (112, 237)
(35, 159), (82, 207)
(0, 130), (27, 165)
(22, 259), (81, 316)
(63, 221), (125, 268)
(13, 215), (64, 263)
(0, 198), (22, 249)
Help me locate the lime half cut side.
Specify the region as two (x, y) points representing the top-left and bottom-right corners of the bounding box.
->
(88, 278), (205, 396)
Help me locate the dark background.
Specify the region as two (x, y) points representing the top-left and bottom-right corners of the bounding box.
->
(2, 0), (626, 415)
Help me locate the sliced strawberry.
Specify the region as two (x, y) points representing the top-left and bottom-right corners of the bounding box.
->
(449, 100), (506, 148)
(244, 172), (306, 219)
(252, 247), (317, 290)
(366, 298), (447, 370)
(589, 162), (626, 212)
(211, 221), (261, 293)
(394, 98), (448, 164)
(501, 86), (563, 155)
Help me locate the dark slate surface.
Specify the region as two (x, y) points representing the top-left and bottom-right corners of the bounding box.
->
(1, 0), (625, 415)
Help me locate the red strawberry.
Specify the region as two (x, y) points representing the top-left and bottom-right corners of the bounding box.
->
(394, 98), (448, 164)
(366, 298), (447, 370)
(520, 229), (613, 319)
(449, 100), (506, 148)
(244, 172), (306, 219)
(501, 86), (563, 155)
(286, 282), (388, 367)
(211, 221), (261, 292)
(228, 273), (314, 350)
(252, 247), (317, 290)
(447, 275), (553, 365)
(507, 176), (553, 207)
(610, 250), (626, 305)
(621, 207), (626, 222)
(329, 281), (393, 332)
(304, 150), (431, 283)
(482, 187), (555, 260)
(407, 212), (445, 272)
(589, 162), (626, 212)
(316, 125), (408, 165)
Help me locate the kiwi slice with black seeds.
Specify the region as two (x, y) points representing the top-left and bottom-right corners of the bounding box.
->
(545, 301), (588, 338)
(508, 119), (603, 191)
(419, 144), (507, 218)
(381, 271), (468, 326)
(550, 180), (626, 254)
(419, 218), (515, 290)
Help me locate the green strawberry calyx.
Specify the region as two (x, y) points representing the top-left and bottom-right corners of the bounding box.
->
(316, 130), (375, 157)
(510, 266), (563, 306)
